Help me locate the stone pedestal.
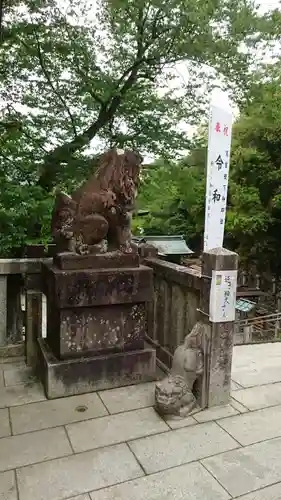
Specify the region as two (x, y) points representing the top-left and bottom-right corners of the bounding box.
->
(39, 252), (156, 398)
(38, 338), (156, 399)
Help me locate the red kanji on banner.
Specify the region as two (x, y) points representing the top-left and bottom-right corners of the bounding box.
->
(223, 125), (229, 136)
(215, 122), (221, 132)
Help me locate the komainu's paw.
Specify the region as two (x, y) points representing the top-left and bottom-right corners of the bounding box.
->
(80, 244), (89, 255)
(76, 241), (89, 255)
(120, 243), (133, 254)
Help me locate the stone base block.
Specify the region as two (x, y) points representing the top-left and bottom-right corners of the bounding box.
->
(43, 263), (153, 360)
(38, 338), (156, 399)
(53, 251), (140, 270)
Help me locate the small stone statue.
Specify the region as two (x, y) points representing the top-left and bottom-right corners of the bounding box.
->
(51, 148), (142, 255)
(155, 322), (204, 418)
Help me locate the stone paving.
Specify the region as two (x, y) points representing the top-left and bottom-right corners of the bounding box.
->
(1, 343), (281, 499)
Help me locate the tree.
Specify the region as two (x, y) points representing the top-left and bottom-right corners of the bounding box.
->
(0, 113), (100, 254)
(138, 71), (281, 275)
(2, 0), (280, 193)
(134, 146), (206, 252)
(225, 71), (281, 274)
(1, 0), (281, 256)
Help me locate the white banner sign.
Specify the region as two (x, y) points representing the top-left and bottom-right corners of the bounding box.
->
(204, 104), (233, 251)
(209, 270), (237, 323)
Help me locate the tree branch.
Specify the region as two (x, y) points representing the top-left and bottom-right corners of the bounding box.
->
(0, 0), (4, 44)
(32, 32), (78, 137)
(38, 49), (145, 190)
(0, 150), (15, 166)
(115, 6), (147, 88)
(114, 8), (172, 84)
(62, 20), (105, 106)
(37, 5), (157, 190)
(5, 104), (49, 155)
(20, 127), (49, 155)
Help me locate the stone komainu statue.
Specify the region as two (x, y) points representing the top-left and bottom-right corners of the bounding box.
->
(51, 148), (142, 255)
(155, 322), (204, 418)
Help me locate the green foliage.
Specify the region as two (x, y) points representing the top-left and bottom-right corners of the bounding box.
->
(136, 148), (206, 251)
(0, 182), (53, 256)
(1, 0), (281, 255)
(2, 0), (280, 188)
(224, 75), (281, 273)
(138, 74), (281, 274)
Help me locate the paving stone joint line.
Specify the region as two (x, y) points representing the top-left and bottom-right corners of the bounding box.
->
(215, 420), (244, 447)
(64, 425), (77, 454)
(230, 399), (250, 413)
(4, 401), (281, 450)
(231, 393), (281, 412)
(232, 479), (281, 499)
(199, 459), (233, 498)
(0, 425), (249, 477)
(3, 346), (281, 500)
(14, 468), (20, 500)
(124, 441), (148, 476)
(4, 416), (281, 498)
(8, 404), (110, 437)
(96, 391), (110, 414)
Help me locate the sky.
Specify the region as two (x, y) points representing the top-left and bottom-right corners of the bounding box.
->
(174, 0), (281, 109)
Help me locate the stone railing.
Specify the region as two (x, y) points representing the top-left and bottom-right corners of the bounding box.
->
(234, 311), (281, 345)
(144, 258), (201, 371)
(0, 258), (50, 360)
(0, 248), (238, 409)
(145, 248), (238, 408)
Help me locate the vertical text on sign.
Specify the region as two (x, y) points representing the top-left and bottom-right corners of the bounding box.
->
(209, 270), (237, 323)
(204, 104), (233, 251)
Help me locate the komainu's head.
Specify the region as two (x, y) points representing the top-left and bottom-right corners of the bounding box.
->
(96, 148), (143, 208)
(51, 192), (77, 235)
(155, 375), (188, 415)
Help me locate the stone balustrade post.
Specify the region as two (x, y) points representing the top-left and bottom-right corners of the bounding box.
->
(200, 247), (238, 407)
(25, 290), (43, 367)
(0, 275), (7, 346)
(0, 258), (51, 352)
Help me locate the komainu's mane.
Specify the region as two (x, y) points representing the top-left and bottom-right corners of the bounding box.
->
(95, 149), (142, 199)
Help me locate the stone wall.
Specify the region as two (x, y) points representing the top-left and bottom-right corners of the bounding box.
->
(144, 258), (201, 370)
(0, 258), (51, 357)
(146, 248), (238, 408)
